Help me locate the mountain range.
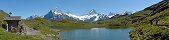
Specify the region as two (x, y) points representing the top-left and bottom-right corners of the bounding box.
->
(26, 8), (135, 22)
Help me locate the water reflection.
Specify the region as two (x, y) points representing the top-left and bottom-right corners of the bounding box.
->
(58, 28), (133, 40)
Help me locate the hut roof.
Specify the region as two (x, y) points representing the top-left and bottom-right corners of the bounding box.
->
(4, 16), (21, 21)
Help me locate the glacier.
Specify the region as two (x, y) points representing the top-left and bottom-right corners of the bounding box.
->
(27, 8), (135, 22)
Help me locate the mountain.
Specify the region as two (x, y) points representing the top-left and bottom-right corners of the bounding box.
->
(43, 8), (76, 21)
(26, 14), (42, 20)
(27, 8), (117, 22)
(68, 9), (109, 22)
(26, 8), (136, 22)
(117, 11), (136, 15)
(108, 12), (115, 18)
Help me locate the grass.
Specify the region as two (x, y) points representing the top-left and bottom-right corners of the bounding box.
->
(21, 18), (61, 40)
(129, 26), (169, 40)
(50, 19), (101, 29)
(0, 24), (45, 40)
(129, 0), (169, 40)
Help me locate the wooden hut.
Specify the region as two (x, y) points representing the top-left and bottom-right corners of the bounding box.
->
(4, 16), (21, 32)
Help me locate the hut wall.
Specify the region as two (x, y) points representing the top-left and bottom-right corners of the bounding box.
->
(7, 21), (19, 30)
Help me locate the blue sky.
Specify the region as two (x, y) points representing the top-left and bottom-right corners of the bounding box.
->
(0, 0), (162, 19)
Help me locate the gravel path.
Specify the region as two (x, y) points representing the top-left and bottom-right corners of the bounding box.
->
(20, 23), (55, 40)
(137, 33), (140, 40)
(21, 23), (41, 35)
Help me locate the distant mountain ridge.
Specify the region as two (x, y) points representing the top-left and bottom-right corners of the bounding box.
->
(27, 8), (135, 22)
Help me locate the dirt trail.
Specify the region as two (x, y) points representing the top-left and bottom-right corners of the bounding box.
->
(21, 23), (41, 35)
(20, 23), (55, 40)
(137, 33), (140, 40)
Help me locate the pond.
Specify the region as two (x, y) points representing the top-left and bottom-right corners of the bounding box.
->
(58, 28), (133, 40)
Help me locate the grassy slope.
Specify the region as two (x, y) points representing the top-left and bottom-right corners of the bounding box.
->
(129, 0), (169, 40)
(95, 0), (169, 27)
(95, 10), (152, 27)
(136, 0), (169, 26)
(0, 10), (45, 40)
(0, 27), (45, 40)
(50, 19), (100, 29)
(21, 18), (61, 40)
(130, 26), (169, 40)
(0, 9), (9, 25)
(95, 0), (169, 40)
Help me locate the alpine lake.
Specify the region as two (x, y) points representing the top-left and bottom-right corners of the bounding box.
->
(57, 27), (134, 40)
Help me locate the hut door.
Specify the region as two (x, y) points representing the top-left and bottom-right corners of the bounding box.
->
(8, 21), (18, 31)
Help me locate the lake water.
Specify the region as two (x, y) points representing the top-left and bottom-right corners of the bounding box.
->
(58, 28), (133, 40)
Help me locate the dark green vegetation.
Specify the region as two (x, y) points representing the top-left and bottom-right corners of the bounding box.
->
(127, 0), (169, 40)
(95, 7), (153, 28)
(135, 0), (169, 26)
(95, 14), (134, 28)
(130, 26), (169, 40)
(50, 19), (100, 29)
(23, 18), (100, 29)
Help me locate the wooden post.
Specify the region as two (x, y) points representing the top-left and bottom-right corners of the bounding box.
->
(7, 24), (8, 31)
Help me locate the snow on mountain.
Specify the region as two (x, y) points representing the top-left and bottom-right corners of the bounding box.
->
(26, 14), (42, 20)
(27, 8), (135, 22)
(88, 9), (98, 15)
(64, 9), (109, 22)
(119, 11), (136, 15)
(108, 12), (115, 18)
(43, 8), (76, 21)
(108, 12), (115, 16)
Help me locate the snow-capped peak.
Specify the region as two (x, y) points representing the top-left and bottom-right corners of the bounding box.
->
(51, 8), (61, 12)
(108, 12), (115, 16)
(118, 11), (136, 15)
(89, 9), (98, 14)
(108, 12), (115, 18)
(26, 14), (40, 20)
(65, 12), (72, 14)
(64, 9), (109, 22)
(51, 8), (63, 15)
(131, 11), (136, 14)
(27, 8), (134, 22)
(32, 14), (38, 16)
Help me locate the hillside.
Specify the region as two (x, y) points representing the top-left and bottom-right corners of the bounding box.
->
(0, 9), (9, 25)
(128, 0), (169, 40)
(49, 19), (100, 29)
(95, 7), (153, 27)
(95, 0), (169, 40)
(21, 18), (61, 40)
(94, 0), (169, 27)
(95, 0), (168, 27)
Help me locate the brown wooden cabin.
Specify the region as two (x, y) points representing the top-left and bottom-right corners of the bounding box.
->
(4, 16), (21, 32)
